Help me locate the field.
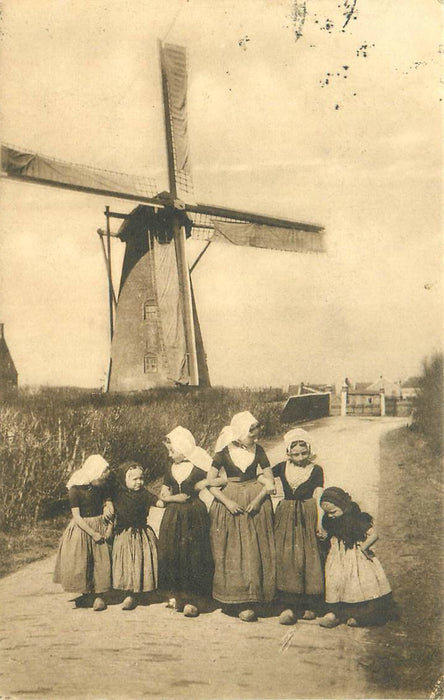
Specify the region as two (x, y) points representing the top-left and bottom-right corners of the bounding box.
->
(0, 386), (286, 574)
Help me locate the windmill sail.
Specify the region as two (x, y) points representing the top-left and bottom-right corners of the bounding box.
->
(1, 144), (160, 204)
(159, 42), (194, 200)
(188, 203), (325, 253)
(194, 220), (324, 253)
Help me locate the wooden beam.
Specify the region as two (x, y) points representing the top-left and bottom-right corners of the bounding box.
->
(187, 202), (324, 233)
(173, 215), (199, 386)
(97, 232), (117, 308)
(190, 241), (211, 273)
(105, 206), (114, 340)
(2, 171), (165, 209)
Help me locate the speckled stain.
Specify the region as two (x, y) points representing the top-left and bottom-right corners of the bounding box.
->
(292, 0), (307, 41)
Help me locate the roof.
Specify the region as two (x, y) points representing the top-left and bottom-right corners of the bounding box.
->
(367, 376), (401, 391)
(401, 377), (421, 388)
(355, 382), (371, 391)
(348, 389), (380, 396)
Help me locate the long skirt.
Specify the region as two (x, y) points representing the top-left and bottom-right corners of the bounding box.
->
(210, 480), (276, 604)
(112, 526), (158, 593)
(325, 537), (393, 623)
(325, 537), (392, 604)
(53, 516), (111, 594)
(158, 499), (213, 597)
(274, 498), (324, 600)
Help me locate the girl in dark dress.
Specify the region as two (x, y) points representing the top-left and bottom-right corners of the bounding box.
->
(158, 426), (222, 617)
(111, 462), (160, 610)
(318, 487), (393, 628)
(54, 455), (112, 611)
(273, 428), (325, 625)
(208, 411), (276, 622)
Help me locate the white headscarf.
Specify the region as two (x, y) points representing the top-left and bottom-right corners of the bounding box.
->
(66, 454), (109, 489)
(283, 428), (316, 458)
(215, 411), (259, 452)
(165, 426), (212, 472)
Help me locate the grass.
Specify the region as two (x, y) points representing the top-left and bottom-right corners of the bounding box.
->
(361, 426), (443, 698)
(0, 514), (69, 578)
(412, 352), (443, 456)
(0, 385), (288, 574)
(0, 385), (287, 531)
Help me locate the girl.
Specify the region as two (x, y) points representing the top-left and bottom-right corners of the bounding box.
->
(319, 486), (393, 627)
(158, 426), (219, 617)
(53, 454), (112, 611)
(273, 428), (325, 624)
(208, 411), (276, 621)
(111, 461), (160, 610)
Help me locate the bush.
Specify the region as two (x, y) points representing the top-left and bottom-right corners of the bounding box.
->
(413, 353), (443, 455)
(0, 386), (285, 530)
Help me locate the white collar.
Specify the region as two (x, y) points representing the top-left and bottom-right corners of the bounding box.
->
(284, 460), (314, 490)
(171, 461), (194, 485)
(228, 444), (256, 472)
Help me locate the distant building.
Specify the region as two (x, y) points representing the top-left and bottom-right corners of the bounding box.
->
(401, 377), (421, 399)
(341, 375), (402, 416)
(346, 388), (382, 416)
(354, 381), (372, 392)
(366, 376), (402, 398)
(0, 324), (18, 396)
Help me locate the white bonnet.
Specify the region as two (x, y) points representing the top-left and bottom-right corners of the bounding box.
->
(166, 426), (212, 472)
(215, 411), (259, 452)
(66, 454), (109, 489)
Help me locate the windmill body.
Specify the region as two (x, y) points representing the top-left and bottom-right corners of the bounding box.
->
(1, 41), (325, 391)
(0, 324), (18, 397)
(108, 204), (210, 390)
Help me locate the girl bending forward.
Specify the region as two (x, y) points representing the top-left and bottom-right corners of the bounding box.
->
(319, 486), (394, 628)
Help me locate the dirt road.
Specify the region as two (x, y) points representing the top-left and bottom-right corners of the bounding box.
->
(0, 416), (405, 700)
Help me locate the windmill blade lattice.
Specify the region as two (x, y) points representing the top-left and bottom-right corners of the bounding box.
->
(187, 202), (325, 254)
(1, 144), (161, 205)
(159, 42), (194, 200)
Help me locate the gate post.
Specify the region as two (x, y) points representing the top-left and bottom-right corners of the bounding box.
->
(341, 384), (348, 416)
(380, 389), (386, 416)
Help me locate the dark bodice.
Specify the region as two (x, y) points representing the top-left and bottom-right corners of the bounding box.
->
(272, 462), (324, 500)
(322, 507), (373, 548)
(163, 464), (207, 498)
(68, 485), (109, 517)
(112, 487), (158, 532)
(212, 444), (270, 481)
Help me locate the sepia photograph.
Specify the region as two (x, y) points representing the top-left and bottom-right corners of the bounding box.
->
(0, 1), (442, 699)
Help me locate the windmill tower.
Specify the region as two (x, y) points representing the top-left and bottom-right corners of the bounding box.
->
(0, 324), (18, 397)
(1, 42), (325, 391)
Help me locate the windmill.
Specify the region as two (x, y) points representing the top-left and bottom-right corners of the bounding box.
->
(1, 41), (325, 391)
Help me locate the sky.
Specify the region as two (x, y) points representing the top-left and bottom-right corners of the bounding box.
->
(0, 0), (442, 389)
